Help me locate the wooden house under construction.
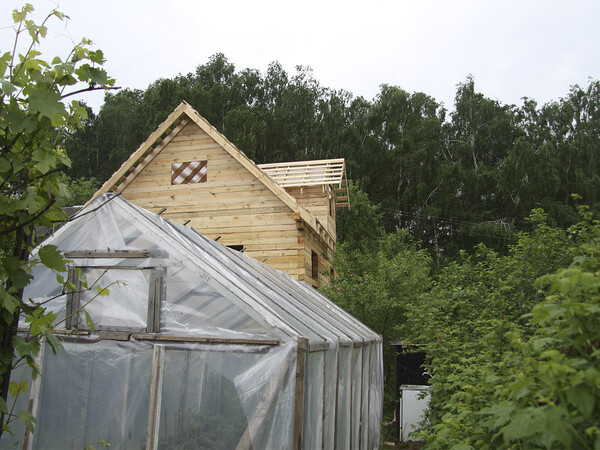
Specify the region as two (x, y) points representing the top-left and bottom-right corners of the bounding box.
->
(90, 101), (349, 287)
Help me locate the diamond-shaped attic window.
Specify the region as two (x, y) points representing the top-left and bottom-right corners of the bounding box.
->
(171, 161), (207, 185)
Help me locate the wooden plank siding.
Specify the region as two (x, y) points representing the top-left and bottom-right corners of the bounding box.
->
(300, 224), (333, 288)
(284, 185), (336, 239)
(119, 120), (321, 281)
(92, 102), (340, 288)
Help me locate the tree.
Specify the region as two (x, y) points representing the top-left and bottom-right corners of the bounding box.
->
(406, 209), (597, 448)
(323, 186), (432, 391)
(0, 4), (114, 437)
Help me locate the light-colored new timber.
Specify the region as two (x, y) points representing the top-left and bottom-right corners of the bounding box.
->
(89, 101), (347, 286)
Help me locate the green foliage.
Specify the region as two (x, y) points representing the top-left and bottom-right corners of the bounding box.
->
(0, 3), (114, 439)
(58, 175), (100, 206)
(408, 209), (600, 449)
(323, 192), (432, 393)
(64, 49), (600, 261)
(336, 182), (385, 251)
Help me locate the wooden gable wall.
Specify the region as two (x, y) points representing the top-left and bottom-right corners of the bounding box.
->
(284, 185), (337, 239)
(119, 120), (309, 279)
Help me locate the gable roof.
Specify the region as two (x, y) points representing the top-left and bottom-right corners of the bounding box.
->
(258, 159), (350, 208)
(88, 101), (334, 245)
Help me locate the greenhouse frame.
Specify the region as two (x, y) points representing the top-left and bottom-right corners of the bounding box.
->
(6, 194), (383, 450)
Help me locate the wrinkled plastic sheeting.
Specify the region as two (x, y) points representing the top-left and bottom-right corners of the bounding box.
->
(351, 346), (363, 450)
(303, 351), (325, 450)
(32, 340), (153, 449)
(233, 342), (296, 449)
(157, 341), (297, 449)
(160, 270), (277, 340)
(0, 362), (32, 449)
(24, 340), (296, 450)
(361, 344), (372, 449)
(82, 268), (150, 329)
(336, 346), (353, 450)
(59, 202), (161, 253)
(323, 342), (339, 450)
(369, 343), (384, 449)
(23, 205), (279, 341)
(157, 341), (296, 450)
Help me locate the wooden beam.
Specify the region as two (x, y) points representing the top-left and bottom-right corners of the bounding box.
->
(23, 339), (46, 450)
(64, 250), (151, 258)
(116, 117), (191, 193)
(293, 337), (308, 450)
(132, 334), (279, 346)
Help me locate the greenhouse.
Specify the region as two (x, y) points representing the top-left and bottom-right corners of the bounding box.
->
(7, 194), (383, 450)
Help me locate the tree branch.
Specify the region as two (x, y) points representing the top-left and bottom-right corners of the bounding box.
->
(60, 85), (120, 101)
(1, 197), (56, 236)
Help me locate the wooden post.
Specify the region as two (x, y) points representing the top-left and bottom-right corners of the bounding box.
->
(23, 338), (46, 450)
(293, 338), (308, 450)
(147, 345), (164, 450)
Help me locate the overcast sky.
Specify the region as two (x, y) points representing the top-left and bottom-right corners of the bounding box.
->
(2, 0), (600, 112)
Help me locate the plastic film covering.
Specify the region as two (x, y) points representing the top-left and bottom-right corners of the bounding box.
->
(58, 200), (162, 252)
(323, 340), (339, 450)
(160, 268), (276, 339)
(158, 342), (296, 450)
(351, 346), (363, 450)
(23, 263), (68, 329)
(20, 195), (386, 448)
(23, 198), (281, 342)
(361, 344), (372, 449)
(335, 346), (353, 450)
(0, 359), (32, 449)
(32, 340), (153, 449)
(303, 351), (325, 449)
(369, 343), (384, 448)
(81, 268), (150, 330)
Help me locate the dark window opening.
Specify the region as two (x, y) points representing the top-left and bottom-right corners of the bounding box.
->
(311, 250), (319, 279)
(227, 245), (245, 252)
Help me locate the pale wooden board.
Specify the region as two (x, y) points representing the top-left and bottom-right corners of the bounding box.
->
(89, 101), (341, 284)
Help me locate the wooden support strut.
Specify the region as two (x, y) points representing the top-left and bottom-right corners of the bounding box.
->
(293, 337), (308, 450)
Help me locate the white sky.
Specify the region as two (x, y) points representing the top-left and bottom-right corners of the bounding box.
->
(2, 0), (600, 112)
